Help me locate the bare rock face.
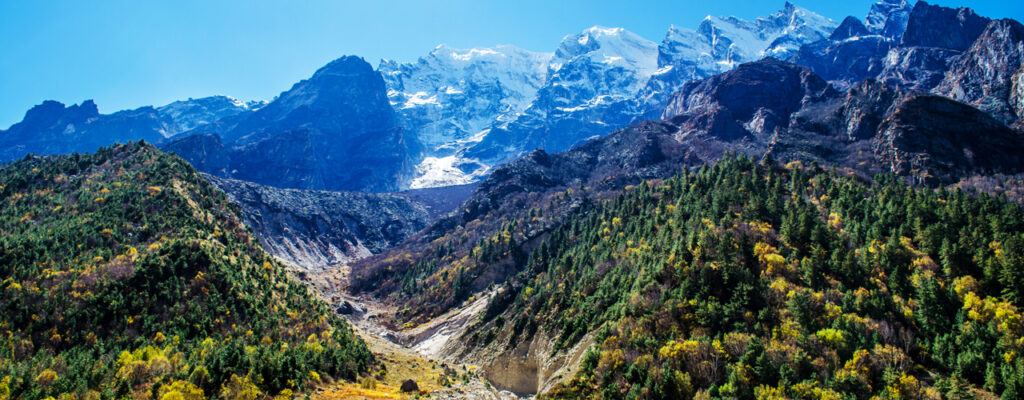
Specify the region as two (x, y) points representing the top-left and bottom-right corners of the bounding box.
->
(874, 95), (1024, 184)
(834, 79), (901, 141)
(662, 59), (836, 141)
(936, 19), (1024, 125)
(877, 46), (961, 91)
(1013, 67), (1024, 127)
(900, 1), (991, 51)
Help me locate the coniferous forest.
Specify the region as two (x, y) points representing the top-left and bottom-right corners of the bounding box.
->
(463, 156), (1024, 399)
(0, 143), (371, 399)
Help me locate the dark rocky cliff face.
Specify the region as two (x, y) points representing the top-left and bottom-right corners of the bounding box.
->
(873, 94), (1024, 183)
(662, 59), (837, 141)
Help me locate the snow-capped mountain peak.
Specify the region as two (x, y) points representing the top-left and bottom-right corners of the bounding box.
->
(389, 6), (836, 189)
(637, 3), (836, 120)
(553, 25), (659, 76)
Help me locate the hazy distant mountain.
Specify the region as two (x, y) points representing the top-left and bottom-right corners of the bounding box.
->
(0, 96), (258, 161)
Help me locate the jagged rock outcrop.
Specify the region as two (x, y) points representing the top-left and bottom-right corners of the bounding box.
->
(790, 0), (995, 93)
(789, 0), (911, 88)
(0, 100), (164, 161)
(832, 79), (901, 140)
(874, 2), (991, 91)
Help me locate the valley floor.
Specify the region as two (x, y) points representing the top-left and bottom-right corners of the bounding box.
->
(295, 264), (521, 400)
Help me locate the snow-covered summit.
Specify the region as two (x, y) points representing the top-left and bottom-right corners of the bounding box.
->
(545, 25), (659, 101)
(638, 3), (836, 117)
(552, 26), (659, 77)
(379, 44), (552, 152)
(392, 5), (836, 189)
(692, 2), (836, 66)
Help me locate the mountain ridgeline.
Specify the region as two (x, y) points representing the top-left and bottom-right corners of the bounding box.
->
(0, 143), (371, 399)
(3, 1), (1022, 193)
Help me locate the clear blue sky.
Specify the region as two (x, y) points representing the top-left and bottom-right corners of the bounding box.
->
(1, 0), (1020, 128)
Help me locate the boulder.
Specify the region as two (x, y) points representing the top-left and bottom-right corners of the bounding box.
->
(400, 379), (419, 393)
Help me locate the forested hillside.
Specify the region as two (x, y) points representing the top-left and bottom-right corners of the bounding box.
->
(0, 143), (371, 399)
(465, 156), (1024, 399)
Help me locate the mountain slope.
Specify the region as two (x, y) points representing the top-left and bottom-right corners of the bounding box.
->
(350, 59), (1024, 328)
(0, 142), (371, 399)
(465, 156), (1024, 398)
